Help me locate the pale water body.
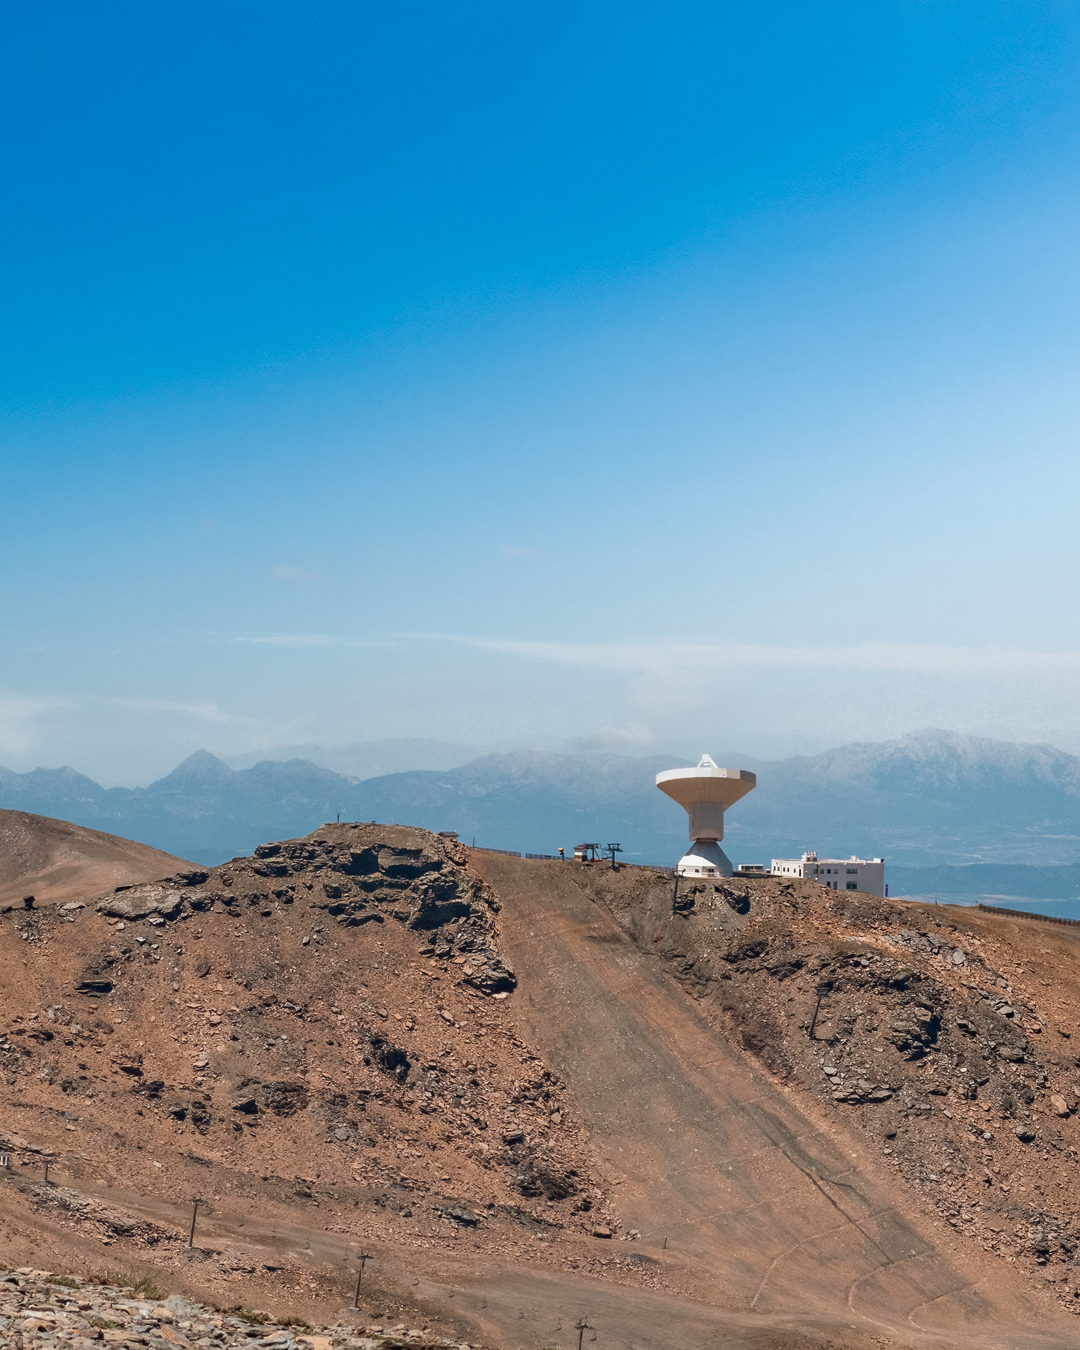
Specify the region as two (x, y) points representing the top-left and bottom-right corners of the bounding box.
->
(900, 893), (1080, 922)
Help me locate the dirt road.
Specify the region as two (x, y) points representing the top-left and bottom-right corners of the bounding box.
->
(473, 855), (1075, 1348)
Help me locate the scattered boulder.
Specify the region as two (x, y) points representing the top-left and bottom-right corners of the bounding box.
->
(98, 885), (184, 921)
(365, 1030), (410, 1082)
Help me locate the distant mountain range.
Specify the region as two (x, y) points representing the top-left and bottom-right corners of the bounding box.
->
(4, 730), (1080, 908)
(0, 751), (362, 864)
(223, 737), (486, 778)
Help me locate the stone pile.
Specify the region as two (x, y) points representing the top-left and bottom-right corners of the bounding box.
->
(0, 1269), (480, 1350)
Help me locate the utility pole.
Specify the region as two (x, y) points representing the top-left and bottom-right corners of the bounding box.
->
(188, 1198), (203, 1248)
(808, 981), (831, 1040)
(351, 1251), (372, 1310)
(575, 1317), (593, 1350)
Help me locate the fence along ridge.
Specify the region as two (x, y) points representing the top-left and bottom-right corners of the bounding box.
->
(977, 901), (1080, 928)
(468, 843), (673, 874)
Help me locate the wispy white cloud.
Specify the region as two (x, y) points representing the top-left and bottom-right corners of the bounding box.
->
(0, 695), (72, 756)
(570, 722), (658, 751)
(434, 636), (1080, 679)
(272, 565), (320, 582)
(235, 633), (342, 647)
(105, 697), (261, 727)
(221, 629), (1080, 680)
(230, 633), (400, 649)
(0, 692), (272, 775)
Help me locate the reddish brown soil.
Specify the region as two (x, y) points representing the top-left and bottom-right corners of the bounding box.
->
(2, 815), (1080, 1349)
(572, 860), (1080, 1307)
(0, 809), (190, 911)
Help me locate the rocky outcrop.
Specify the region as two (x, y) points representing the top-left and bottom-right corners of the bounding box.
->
(91, 823), (517, 1002)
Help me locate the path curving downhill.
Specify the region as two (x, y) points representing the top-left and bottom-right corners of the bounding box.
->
(473, 853), (1074, 1349)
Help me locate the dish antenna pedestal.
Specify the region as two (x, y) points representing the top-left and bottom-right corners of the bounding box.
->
(656, 755), (756, 877)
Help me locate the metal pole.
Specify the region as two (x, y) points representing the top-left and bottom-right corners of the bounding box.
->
(575, 1318), (592, 1350)
(351, 1252), (371, 1310)
(808, 991), (823, 1040)
(188, 1199), (200, 1248)
(43, 1161), (50, 1184)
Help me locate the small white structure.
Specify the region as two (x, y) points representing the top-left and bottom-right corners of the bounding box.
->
(656, 755), (757, 877)
(771, 852), (885, 897)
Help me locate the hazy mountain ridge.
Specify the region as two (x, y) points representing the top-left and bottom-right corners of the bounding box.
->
(736, 730), (1080, 867)
(0, 752), (361, 862)
(4, 732), (1080, 895)
(223, 736), (486, 778)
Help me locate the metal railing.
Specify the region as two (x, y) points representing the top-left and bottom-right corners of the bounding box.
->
(977, 902), (1080, 929)
(469, 843), (674, 874)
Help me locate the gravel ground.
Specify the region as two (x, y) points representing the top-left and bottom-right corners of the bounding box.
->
(0, 1267), (480, 1350)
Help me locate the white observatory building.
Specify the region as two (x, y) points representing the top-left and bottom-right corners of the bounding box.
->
(656, 755), (757, 877)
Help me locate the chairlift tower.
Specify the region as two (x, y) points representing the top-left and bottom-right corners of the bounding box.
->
(656, 755), (756, 878)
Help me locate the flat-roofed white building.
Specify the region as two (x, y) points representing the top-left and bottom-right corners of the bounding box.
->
(771, 852), (885, 897)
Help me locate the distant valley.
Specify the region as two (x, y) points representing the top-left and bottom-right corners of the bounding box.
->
(4, 729), (1080, 908)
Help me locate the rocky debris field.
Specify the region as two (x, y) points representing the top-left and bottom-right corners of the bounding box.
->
(573, 862), (1080, 1317)
(0, 824), (638, 1335)
(0, 1266), (481, 1350)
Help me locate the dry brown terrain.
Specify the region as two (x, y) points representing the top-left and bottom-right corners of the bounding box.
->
(0, 809), (190, 911)
(2, 812), (1080, 1349)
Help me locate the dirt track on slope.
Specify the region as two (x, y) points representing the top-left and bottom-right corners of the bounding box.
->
(4, 1173), (884, 1350)
(473, 854), (1074, 1349)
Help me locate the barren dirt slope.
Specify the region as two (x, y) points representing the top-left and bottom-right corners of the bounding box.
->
(0, 809), (192, 910)
(473, 852), (1080, 1349)
(4, 821), (1080, 1349)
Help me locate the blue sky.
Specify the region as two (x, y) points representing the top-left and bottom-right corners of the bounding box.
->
(5, 1), (1080, 783)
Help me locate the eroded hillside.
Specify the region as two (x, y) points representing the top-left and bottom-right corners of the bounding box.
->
(0, 824), (621, 1343)
(5, 818), (1080, 1349)
(573, 861), (1080, 1317)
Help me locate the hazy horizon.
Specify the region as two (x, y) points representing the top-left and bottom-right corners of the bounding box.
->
(5, 725), (1080, 793)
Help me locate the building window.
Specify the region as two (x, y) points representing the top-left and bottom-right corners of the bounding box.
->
(846, 882), (857, 890)
(847, 868), (857, 875)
